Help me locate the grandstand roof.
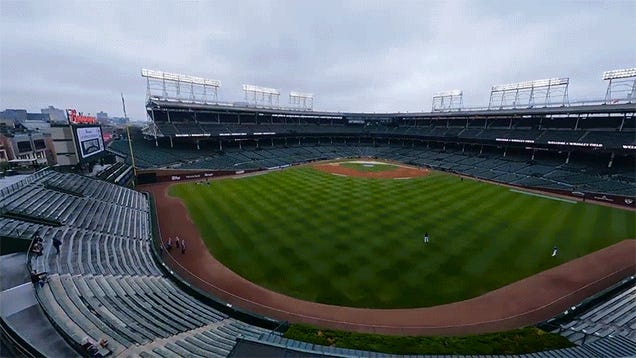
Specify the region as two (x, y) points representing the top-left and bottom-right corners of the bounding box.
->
(147, 98), (636, 119)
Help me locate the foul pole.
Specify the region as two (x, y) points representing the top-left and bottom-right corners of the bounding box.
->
(126, 124), (137, 179)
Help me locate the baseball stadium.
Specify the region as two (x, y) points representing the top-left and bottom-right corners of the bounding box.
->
(1, 68), (635, 357)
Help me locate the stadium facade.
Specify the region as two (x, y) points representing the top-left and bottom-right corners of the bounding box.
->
(133, 98), (635, 205)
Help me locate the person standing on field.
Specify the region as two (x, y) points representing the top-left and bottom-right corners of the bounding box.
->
(423, 232), (429, 244)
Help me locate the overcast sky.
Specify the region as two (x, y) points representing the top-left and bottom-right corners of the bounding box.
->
(1, 0), (634, 121)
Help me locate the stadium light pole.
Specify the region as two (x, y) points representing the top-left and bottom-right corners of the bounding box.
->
(603, 68), (636, 104)
(432, 90), (463, 112)
(488, 78), (569, 109)
(289, 91), (314, 110)
(243, 84), (280, 108)
(141, 69), (221, 104)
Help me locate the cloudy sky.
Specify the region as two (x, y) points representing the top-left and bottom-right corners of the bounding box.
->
(1, 0), (634, 121)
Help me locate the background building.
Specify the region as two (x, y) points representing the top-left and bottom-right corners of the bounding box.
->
(41, 106), (67, 123)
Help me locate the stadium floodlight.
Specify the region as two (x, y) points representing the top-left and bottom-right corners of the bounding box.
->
(491, 78), (569, 92)
(242, 84), (280, 95)
(141, 69), (221, 88)
(603, 68), (636, 80)
(243, 84), (281, 107)
(289, 91), (314, 111)
(290, 91), (313, 98)
(488, 77), (569, 109)
(141, 69), (221, 103)
(434, 90), (463, 97)
(603, 67), (636, 104)
(432, 90), (463, 112)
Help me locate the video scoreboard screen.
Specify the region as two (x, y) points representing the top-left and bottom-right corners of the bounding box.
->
(74, 126), (105, 159)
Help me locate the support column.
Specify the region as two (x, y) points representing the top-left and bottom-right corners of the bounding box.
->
(574, 114), (580, 130)
(169, 136), (173, 148)
(619, 114), (626, 131)
(150, 110), (158, 147)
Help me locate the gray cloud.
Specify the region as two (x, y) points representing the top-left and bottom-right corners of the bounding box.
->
(1, 0), (635, 120)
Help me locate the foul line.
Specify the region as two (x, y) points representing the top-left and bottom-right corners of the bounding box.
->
(509, 189), (577, 204)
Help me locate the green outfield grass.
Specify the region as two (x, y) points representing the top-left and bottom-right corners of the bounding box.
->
(170, 166), (636, 308)
(339, 162), (397, 172)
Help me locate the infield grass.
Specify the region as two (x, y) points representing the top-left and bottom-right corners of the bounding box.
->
(170, 165), (636, 308)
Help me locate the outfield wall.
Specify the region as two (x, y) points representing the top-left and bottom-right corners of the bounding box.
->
(136, 168), (261, 184)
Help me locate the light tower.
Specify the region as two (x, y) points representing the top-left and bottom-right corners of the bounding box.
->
(603, 67), (636, 104)
(141, 69), (221, 103)
(488, 78), (569, 109)
(432, 90), (463, 112)
(289, 91), (314, 110)
(242, 84), (280, 108)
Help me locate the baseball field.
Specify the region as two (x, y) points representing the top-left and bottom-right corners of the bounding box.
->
(169, 161), (636, 309)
